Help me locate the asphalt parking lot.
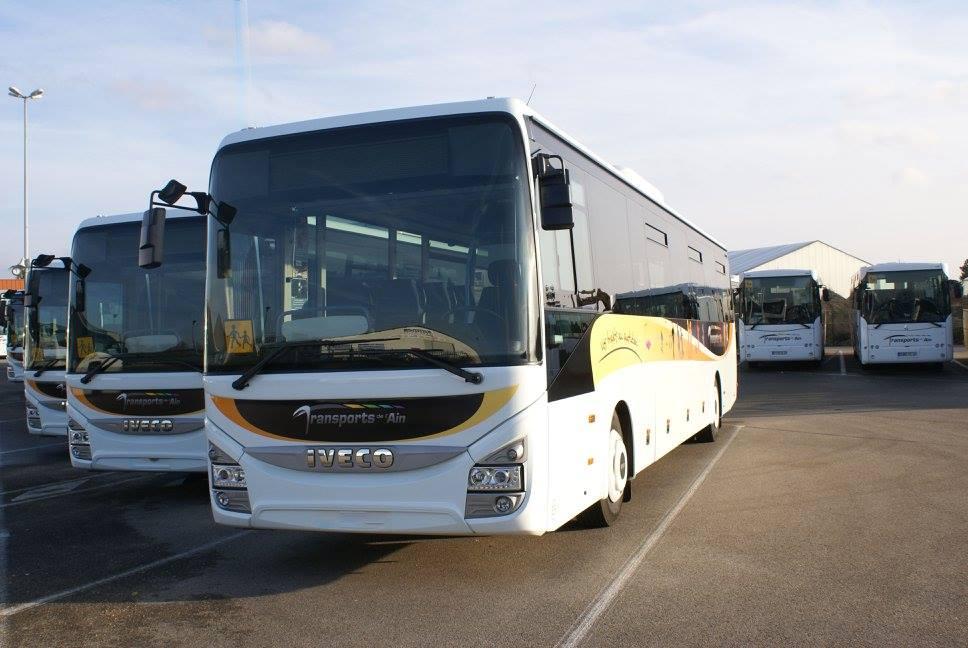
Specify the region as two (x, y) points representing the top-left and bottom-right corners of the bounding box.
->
(1, 352), (967, 647)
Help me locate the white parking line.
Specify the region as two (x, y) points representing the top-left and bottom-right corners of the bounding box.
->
(838, 350), (846, 375)
(0, 442), (64, 456)
(556, 425), (742, 648)
(0, 530), (251, 618)
(0, 474), (148, 509)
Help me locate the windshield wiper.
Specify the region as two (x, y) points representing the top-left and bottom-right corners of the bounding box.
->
(387, 348), (483, 384)
(32, 358), (62, 377)
(80, 356), (121, 384)
(231, 337), (400, 390)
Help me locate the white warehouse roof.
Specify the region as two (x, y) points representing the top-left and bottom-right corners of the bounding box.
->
(728, 240), (869, 298)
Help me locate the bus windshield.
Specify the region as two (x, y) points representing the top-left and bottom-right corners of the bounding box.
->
(6, 301), (25, 350)
(26, 268), (69, 370)
(69, 218), (206, 374)
(739, 275), (820, 325)
(860, 270), (950, 324)
(205, 113), (536, 375)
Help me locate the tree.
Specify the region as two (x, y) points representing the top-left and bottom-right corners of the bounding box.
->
(960, 258), (968, 281)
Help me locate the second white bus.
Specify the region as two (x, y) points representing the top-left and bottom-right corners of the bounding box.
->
(66, 212), (208, 471)
(736, 269), (829, 366)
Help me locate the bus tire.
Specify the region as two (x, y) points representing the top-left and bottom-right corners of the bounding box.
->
(578, 413), (627, 528)
(694, 379), (721, 443)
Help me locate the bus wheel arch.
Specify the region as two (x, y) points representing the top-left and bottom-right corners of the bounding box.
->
(614, 401), (634, 502)
(578, 407), (630, 528)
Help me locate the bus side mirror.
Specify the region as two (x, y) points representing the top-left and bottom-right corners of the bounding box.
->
(534, 154), (574, 231)
(74, 277), (86, 312)
(139, 207), (167, 269)
(216, 228), (232, 279)
(949, 279), (963, 299)
(821, 287), (830, 302)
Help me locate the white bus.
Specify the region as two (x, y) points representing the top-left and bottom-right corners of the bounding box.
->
(145, 98), (736, 534)
(3, 290), (26, 383)
(736, 269), (829, 366)
(851, 262), (961, 367)
(23, 257), (70, 435)
(65, 212), (208, 471)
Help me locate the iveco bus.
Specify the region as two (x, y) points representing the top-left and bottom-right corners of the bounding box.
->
(23, 257), (70, 435)
(3, 290), (25, 382)
(146, 98), (736, 534)
(851, 262), (961, 366)
(736, 269), (829, 365)
(66, 212), (207, 471)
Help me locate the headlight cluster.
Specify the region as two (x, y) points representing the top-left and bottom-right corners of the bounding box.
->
(465, 439), (526, 519)
(209, 442), (251, 514)
(467, 466), (522, 492)
(68, 417), (92, 460)
(26, 404), (41, 429)
(211, 464), (247, 489)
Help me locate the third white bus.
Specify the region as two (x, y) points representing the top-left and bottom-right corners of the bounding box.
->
(851, 262), (960, 367)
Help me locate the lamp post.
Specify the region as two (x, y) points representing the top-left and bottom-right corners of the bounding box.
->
(8, 86), (43, 271)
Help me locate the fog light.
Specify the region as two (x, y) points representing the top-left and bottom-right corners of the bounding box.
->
(494, 496), (513, 514)
(213, 488), (251, 513)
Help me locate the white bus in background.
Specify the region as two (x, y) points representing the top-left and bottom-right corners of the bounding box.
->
(144, 97), (736, 535)
(3, 290), (26, 382)
(66, 212), (208, 471)
(736, 269), (829, 366)
(851, 262), (961, 367)
(23, 257), (70, 436)
(0, 295), (8, 358)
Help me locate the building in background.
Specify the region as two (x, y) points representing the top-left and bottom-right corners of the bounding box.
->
(0, 279), (25, 291)
(729, 240), (868, 298)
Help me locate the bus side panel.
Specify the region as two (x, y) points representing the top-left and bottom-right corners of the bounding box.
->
(546, 392), (607, 530)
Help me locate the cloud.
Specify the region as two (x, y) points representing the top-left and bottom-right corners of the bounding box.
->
(108, 78), (199, 112)
(837, 121), (939, 150)
(206, 20), (331, 59)
(896, 166), (929, 187)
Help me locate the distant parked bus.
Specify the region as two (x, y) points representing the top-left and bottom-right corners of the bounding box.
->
(24, 257), (70, 435)
(850, 262), (962, 366)
(3, 290), (26, 382)
(66, 212), (207, 471)
(736, 269), (829, 366)
(143, 98), (736, 534)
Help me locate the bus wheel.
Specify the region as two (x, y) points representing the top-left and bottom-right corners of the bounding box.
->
(579, 413), (628, 528)
(694, 379), (721, 443)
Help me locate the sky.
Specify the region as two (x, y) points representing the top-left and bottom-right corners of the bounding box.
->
(1, 0), (967, 277)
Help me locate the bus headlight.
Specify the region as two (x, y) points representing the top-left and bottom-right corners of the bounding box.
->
(467, 465), (522, 492)
(211, 464), (247, 489)
(26, 404), (41, 429)
(209, 442), (250, 513)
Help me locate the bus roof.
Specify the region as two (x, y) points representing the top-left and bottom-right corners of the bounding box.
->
(857, 262), (949, 281)
(739, 268), (821, 283)
(75, 211), (203, 233)
(216, 97), (725, 251)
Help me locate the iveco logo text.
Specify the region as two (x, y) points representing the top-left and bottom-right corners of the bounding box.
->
(121, 419), (174, 432)
(306, 447), (394, 469)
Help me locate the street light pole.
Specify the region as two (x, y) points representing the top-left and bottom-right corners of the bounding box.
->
(8, 86), (43, 269)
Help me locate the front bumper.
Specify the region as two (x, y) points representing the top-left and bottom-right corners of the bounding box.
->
(68, 405), (208, 472)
